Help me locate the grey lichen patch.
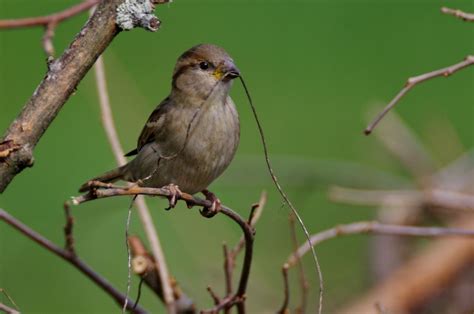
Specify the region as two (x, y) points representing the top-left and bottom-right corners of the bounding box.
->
(116, 0), (161, 32)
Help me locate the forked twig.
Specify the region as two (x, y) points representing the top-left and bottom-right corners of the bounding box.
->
(288, 221), (474, 266)
(365, 55), (474, 135)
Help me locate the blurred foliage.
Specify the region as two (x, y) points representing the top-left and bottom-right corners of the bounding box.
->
(0, 0), (473, 313)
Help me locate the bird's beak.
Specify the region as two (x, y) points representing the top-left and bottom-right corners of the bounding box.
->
(214, 61), (240, 81)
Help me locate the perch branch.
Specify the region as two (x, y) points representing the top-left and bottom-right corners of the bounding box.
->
(441, 7), (474, 22)
(288, 221), (474, 267)
(71, 184), (255, 314)
(0, 208), (147, 313)
(93, 52), (175, 310)
(365, 55), (474, 135)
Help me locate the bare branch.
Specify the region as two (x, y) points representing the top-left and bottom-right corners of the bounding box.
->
(365, 55), (474, 135)
(0, 0), (166, 192)
(0, 208), (147, 313)
(288, 221), (474, 266)
(441, 7), (474, 22)
(0, 0), (99, 29)
(329, 186), (474, 211)
(93, 52), (175, 310)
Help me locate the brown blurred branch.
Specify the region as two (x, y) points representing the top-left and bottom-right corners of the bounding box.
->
(287, 221), (474, 267)
(441, 7), (474, 22)
(128, 236), (196, 313)
(0, 208), (147, 313)
(329, 186), (474, 211)
(365, 55), (474, 135)
(72, 183), (255, 314)
(336, 218), (474, 314)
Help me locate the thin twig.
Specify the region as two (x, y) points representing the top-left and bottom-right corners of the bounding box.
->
(289, 213), (309, 313)
(239, 76), (324, 314)
(277, 264), (290, 314)
(288, 221), (474, 266)
(223, 244), (233, 299)
(365, 55), (474, 135)
(441, 7), (474, 22)
(0, 0), (99, 29)
(0, 208), (147, 314)
(93, 53), (176, 312)
(329, 186), (474, 211)
(122, 197), (136, 313)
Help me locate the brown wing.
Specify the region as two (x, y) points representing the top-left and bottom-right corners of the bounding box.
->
(124, 97), (173, 157)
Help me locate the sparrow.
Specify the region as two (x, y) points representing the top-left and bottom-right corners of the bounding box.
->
(79, 44), (240, 215)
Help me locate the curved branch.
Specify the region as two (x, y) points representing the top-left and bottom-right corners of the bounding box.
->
(287, 221), (474, 267)
(71, 184), (255, 314)
(0, 208), (147, 314)
(365, 55), (474, 135)
(441, 7), (474, 22)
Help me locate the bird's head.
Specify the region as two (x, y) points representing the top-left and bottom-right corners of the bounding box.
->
(171, 44), (240, 101)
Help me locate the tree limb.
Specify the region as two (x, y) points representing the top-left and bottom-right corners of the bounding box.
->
(0, 208), (147, 313)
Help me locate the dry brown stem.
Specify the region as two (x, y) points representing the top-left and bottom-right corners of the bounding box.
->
(365, 55), (474, 135)
(93, 51), (175, 311)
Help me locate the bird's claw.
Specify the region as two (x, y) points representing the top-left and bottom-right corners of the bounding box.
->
(163, 184), (182, 210)
(200, 189), (221, 218)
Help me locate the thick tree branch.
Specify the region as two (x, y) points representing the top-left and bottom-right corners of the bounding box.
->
(287, 221), (474, 267)
(0, 208), (147, 313)
(0, 0), (123, 191)
(365, 55), (474, 135)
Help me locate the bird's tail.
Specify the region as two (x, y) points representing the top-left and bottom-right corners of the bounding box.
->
(78, 165), (127, 192)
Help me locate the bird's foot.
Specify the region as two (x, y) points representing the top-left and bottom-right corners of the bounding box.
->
(163, 184), (182, 210)
(200, 189), (221, 218)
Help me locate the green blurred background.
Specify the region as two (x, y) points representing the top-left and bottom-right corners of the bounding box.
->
(1, 0), (473, 313)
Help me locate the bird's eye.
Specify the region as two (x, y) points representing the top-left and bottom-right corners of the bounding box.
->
(199, 61), (209, 70)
